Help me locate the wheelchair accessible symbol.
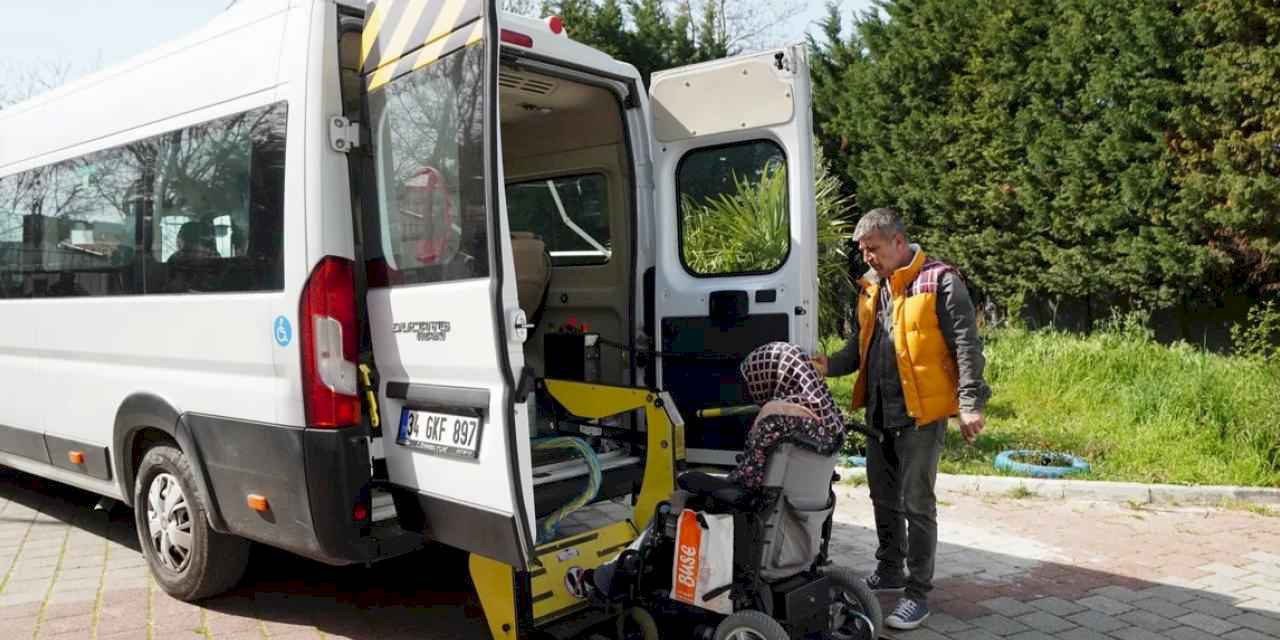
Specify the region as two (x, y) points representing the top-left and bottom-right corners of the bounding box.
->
(274, 316), (292, 347)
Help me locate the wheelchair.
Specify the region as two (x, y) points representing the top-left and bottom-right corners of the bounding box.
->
(589, 436), (882, 640)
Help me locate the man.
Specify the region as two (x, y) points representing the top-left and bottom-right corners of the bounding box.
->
(813, 208), (990, 630)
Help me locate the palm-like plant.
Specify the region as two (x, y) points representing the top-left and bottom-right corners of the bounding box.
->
(681, 160), (789, 275)
(680, 149), (857, 338)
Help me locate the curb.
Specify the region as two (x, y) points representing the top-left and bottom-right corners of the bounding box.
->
(835, 467), (1280, 506)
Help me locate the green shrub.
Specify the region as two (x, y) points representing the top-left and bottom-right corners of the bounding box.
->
(823, 324), (1280, 487)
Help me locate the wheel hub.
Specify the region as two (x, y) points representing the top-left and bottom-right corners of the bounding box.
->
(146, 473), (193, 573)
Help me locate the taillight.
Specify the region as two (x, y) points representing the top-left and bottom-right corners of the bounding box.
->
(300, 256), (360, 428)
(500, 29), (533, 48)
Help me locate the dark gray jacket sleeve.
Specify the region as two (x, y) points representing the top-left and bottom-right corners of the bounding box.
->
(825, 309), (861, 377)
(937, 272), (991, 413)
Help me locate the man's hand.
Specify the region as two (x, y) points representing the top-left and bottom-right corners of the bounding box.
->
(959, 411), (985, 444)
(811, 354), (829, 377)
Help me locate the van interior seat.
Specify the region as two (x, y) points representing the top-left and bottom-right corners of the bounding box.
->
(510, 231), (551, 325)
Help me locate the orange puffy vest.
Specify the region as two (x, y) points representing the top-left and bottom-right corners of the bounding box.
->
(850, 249), (960, 426)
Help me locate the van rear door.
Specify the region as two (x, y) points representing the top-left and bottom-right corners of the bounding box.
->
(360, 0), (534, 569)
(648, 46), (819, 465)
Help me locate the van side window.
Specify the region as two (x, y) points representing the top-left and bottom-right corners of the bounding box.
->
(367, 44), (488, 286)
(146, 103), (288, 294)
(506, 174), (611, 266)
(676, 140), (789, 277)
(0, 102), (287, 298)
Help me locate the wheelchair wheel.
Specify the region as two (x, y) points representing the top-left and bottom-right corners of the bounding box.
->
(713, 610), (788, 640)
(825, 568), (882, 640)
(615, 606), (660, 640)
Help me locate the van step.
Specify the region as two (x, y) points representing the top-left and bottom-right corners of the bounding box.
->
(367, 518), (424, 561)
(532, 449), (640, 486)
(372, 487), (397, 522)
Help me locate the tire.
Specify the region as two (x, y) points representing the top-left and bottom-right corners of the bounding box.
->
(994, 450), (1090, 479)
(825, 567), (883, 640)
(133, 443), (250, 601)
(713, 610), (789, 640)
(615, 606), (660, 640)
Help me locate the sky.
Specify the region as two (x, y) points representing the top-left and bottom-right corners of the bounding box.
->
(0, 0), (877, 94)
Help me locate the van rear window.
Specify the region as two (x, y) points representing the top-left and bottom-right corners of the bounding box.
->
(677, 140), (789, 277)
(367, 44), (489, 286)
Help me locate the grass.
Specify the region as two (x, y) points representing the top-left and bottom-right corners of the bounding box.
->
(1007, 485), (1038, 499)
(823, 318), (1280, 488)
(1219, 499), (1279, 517)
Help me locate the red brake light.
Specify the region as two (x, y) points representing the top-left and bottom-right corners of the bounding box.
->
(300, 256), (360, 428)
(548, 15), (564, 34)
(500, 29), (533, 48)
(353, 502), (369, 522)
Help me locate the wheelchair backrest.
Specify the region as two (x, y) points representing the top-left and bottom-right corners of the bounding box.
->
(757, 441), (838, 581)
(762, 443), (838, 509)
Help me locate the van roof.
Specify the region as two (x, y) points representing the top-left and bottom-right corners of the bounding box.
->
(497, 12), (641, 83)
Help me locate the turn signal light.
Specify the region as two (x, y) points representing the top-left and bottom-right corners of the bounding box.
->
(247, 494), (270, 512)
(68, 451), (85, 465)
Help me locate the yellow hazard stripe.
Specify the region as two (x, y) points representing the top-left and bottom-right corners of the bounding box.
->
(368, 0), (433, 76)
(360, 1), (390, 69)
(366, 16), (484, 92)
(412, 18), (484, 71)
(361, 0), (483, 75)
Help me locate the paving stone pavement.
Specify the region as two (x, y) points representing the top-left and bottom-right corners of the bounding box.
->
(828, 482), (1280, 640)
(0, 467), (1277, 639)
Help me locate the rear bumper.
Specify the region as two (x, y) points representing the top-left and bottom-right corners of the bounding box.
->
(181, 415), (421, 565)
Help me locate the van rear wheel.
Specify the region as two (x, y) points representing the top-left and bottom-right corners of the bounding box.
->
(133, 443), (249, 601)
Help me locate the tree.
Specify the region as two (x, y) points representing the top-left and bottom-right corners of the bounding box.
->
(1171, 1), (1280, 298)
(809, 0), (1280, 324)
(539, 0), (801, 84)
(0, 60), (71, 109)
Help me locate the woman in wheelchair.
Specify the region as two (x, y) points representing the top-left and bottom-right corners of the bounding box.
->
(588, 342), (883, 640)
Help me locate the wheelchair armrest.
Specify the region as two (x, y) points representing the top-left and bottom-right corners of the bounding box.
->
(677, 471), (759, 510)
(677, 471), (734, 494)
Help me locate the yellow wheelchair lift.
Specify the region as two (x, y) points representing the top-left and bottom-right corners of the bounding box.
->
(469, 379), (687, 639)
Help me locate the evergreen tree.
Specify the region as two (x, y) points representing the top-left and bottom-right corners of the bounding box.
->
(807, 0), (1278, 319)
(1172, 1), (1280, 298)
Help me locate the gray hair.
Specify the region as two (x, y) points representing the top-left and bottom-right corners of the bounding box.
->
(853, 207), (907, 242)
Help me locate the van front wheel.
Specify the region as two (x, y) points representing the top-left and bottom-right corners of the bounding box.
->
(133, 443), (249, 601)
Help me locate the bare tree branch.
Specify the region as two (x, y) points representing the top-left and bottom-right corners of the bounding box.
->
(0, 59), (73, 109)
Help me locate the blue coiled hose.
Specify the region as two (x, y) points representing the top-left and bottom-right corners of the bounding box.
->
(532, 436), (603, 544)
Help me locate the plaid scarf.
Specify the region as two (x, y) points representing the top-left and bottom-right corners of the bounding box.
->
(739, 342), (845, 438)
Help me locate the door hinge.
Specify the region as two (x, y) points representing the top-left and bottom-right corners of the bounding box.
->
(329, 116), (361, 153)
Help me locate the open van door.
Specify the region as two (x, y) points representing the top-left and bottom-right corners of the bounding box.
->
(360, 0), (534, 569)
(649, 46), (819, 465)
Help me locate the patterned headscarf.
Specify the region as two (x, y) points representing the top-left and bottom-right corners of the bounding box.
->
(739, 342), (845, 437)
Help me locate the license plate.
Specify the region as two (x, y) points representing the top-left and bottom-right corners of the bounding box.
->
(397, 408), (482, 459)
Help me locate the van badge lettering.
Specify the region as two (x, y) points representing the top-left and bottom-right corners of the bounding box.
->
(392, 320), (452, 343)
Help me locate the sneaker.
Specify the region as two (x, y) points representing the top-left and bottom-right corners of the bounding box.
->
(863, 572), (906, 593)
(885, 598), (930, 630)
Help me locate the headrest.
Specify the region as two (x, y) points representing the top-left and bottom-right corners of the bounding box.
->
(510, 232), (551, 318)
